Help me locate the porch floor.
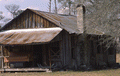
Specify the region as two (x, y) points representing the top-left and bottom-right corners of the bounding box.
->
(0, 68), (51, 72)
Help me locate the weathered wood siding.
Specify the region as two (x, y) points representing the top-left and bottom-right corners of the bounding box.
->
(3, 10), (57, 30)
(60, 30), (71, 66)
(88, 35), (116, 67)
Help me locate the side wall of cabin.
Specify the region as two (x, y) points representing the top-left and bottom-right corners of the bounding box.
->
(51, 31), (116, 69)
(83, 35), (116, 68)
(58, 33), (116, 69)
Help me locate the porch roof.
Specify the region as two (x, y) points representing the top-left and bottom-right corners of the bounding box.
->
(0, 27), (62, 45)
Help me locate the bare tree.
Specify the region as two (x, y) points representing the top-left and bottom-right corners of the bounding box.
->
(58, 0), (78, 15)
(58, 0), (120, 47)
(0, 11), (4, 28)
(5, 4), (20, 18)
(49, 0), (52, 12)
(54, 0), (57, 14)
(0, 11), (4, 20)
(57, 0), (71, 14)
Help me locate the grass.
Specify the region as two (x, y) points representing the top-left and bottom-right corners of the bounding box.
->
(0, 69), (120, 76)
(0, 54), (120, 76)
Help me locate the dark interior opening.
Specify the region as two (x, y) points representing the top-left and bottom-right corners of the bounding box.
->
(33, 45), (43, 67)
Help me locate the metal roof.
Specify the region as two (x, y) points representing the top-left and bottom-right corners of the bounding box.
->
(30, 9), (104, 35)
(0, 27), (62, 45)
(1, 9), (104, 35)
(31, 9), (79, 34)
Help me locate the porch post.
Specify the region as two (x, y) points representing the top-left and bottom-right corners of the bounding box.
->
(1, 46), (4, 69)
(49, 48), (51, 70)
(42, 45), (47, 66)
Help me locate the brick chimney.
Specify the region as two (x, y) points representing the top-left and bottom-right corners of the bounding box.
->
(76, 4), (85, 34)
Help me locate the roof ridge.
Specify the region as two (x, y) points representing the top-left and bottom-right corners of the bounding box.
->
(28, 8), (76, 17)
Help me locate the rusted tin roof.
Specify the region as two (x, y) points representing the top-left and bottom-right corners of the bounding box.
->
(31, 9), (79, 34)
(0, 27), (62, 45)
(1, 9), (104, 35)
(30, 9), (104, 35)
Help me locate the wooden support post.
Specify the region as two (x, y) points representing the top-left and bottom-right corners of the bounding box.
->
(32, 45), (34, 67)
(42, 45), (46, 66)
(49, 48), (51, 70)
(1, 46), (4, 69)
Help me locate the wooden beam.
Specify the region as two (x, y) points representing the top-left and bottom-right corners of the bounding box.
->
(0, 68), (50, 72)
(42, 45), (46, 66)
(1, 46), (4, 69)
(49, 47), (51, 70)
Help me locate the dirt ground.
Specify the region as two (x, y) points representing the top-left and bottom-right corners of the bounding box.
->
(0, 54), (120, 76)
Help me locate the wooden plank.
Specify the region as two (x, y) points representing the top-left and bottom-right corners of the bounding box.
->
(32, 13), (35, 28)
(0, 68), (50, 72)
(68, 34), (71, 65)
(43, 18), (45, 27)
(42, 45), (47, 66)
(35, 14), (37, 28)
(1, 46), (3, 69)
(17, 16), (21, 28)
(21, 15), (24, 28)
(47, 21), (49, 27)
(25, 12), (28, 28)
(23, 14), (26, 28)
(45, 19), (47, 27)
(45, 19), (48, 28)
(16, 18), (19, 28)
(29, 12), (32, 28)
(12, 21), (15, 29)
(41, 17), (43, 27)
(4, 56), (29, 62)
(49, 22), (51, 27)
(49, 47), (51, 70)
(65, 32), (70, 66)
(19, 15), (22, 28)
(36, 14), (39, 28)
(61, 31), (66, 66)
(37, 16), (40, 28)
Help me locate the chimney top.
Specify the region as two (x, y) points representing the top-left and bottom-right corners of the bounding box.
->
(76, 4), (86, 14)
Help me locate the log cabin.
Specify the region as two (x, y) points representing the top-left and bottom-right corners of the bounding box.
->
(0, 5), (116, 71)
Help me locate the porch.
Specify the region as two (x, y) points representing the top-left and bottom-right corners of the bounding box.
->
(1, 42), (62, 70)
(0, 28), (62, 72)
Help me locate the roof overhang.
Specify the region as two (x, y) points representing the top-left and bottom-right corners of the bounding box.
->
(0, 27), (62, 45)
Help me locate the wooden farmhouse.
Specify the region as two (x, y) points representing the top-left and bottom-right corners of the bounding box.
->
(0, 5), (116, 71)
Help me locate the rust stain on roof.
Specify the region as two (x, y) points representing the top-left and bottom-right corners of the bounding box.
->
(30, 9), (79, 34)
(0, 27), (62, 45)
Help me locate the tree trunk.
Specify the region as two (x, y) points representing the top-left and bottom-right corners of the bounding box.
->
(68, 0), (71, 15)
(49, 0), (51, 12)
(54, 0), (57, 14)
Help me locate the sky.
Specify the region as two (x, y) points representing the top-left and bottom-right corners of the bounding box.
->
(0, 0), (50, 18)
